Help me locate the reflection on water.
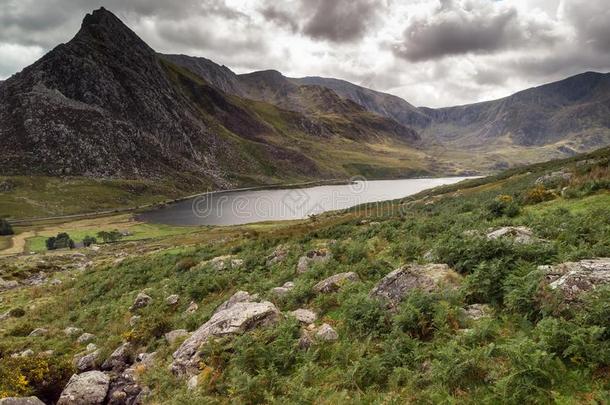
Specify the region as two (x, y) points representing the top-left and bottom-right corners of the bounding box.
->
(138, 177), (472, 226)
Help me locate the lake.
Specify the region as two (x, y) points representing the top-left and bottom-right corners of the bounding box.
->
(137, 177), (472, 226)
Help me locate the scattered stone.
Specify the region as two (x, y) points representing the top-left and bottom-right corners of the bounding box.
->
(129, 315), (141, 327)
(535, 171), (572, 186)
(172, 294), (280, 377)
(462, 304), (492, 321)
(296, 249), (332, 273)
(539, 258), (610, 301)
(50, 279), (62, 286)
(271, 281), (295, 296)
(28, 328), (48, 337)
(40, 350), (54, 357)
(315, 323), (338, 342)
(486, 226), (537, 244)
(266, 245), (288, 265)
(313, 272), (359, 293)
(12, 349), (34, 358)
(135, 352), (156, 367)
(23, 272), (47, 286)
(165, 329), (189, 345)
(64, 326), (83, 337)
(197, 255), (244, 271)
(101, 342), (133, 372)
(0, 278), (19, 292)
(298, 332), (314, 350)
(370, 263), (461, 308)
(130, 292), (152, 311)
(0, 397), (46, 405)
(77, 333), (95, 344)
(185, 301), (199, 314)
(74, 350), (100, 372)
(165, 294), (179, 306)
(86, 343), (98, 352)
(289, 309), (317, 324)
(57, 371), (110, 405)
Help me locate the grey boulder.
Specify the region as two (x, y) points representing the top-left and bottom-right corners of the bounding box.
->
(0, 398), (45, 405)
(370, 263), (460, 308)
(539, 258), (610, 301)
(171, 294), (280, 377)
(57, 371), (110, 405)
(313, 272), (359, 293)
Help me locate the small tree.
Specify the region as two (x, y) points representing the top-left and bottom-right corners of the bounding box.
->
(82, 235), (97, 247)
(97, 230), (123, 244)
(0, 219), (14, 236)
(45, 233), (74, 250)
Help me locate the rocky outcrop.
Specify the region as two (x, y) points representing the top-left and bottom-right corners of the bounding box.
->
(313, 272), (359, 293)
(297, 249), (332, 273)
(266, 245), (289, 265)
(535, 171), (572, 186)
(0, 398), (45, 405)
(370, 264), (460, 308)
(171, 293), (280, 377)
(539, 258), (610, 301)
(57, 371), (110, 405)
(214, 291), (258, 313)
(486, 226), (538, 244)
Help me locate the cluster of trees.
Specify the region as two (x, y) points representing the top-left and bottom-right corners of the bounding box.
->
(0, 219), (14, 236)
(45, 233), (74, 250)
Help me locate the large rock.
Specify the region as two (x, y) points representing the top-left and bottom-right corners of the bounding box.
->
(0, 398), (45, 405)
(130, 292), (152, 311)
(289, 309), (317, 324)
(296, 249), (332, 273)
(370, 264), (460, 308)
(539, 258), (610, 301)
(74, 350), (101, 372)
(313, 272), (359, 293)
(171, 295), (280, 377)
(165, 294), (179, 306)
(101, 342), (133, 372)
(57, 371), (110, 405)
(315, 323), (338, 341)
(486, 226), (537, 244)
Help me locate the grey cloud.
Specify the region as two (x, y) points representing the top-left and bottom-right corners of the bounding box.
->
(393, 0), (557, 62)
(564, 0), (610, 53)
(301, 0), (382, 43)
(260, 5), (298, 32)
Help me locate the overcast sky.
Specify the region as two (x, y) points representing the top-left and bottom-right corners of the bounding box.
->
(1, 0), (609, 107)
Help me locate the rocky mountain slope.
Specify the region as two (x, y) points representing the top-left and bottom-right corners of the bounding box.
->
(168, 51), (610, 158)
(0, 8), (423, 190)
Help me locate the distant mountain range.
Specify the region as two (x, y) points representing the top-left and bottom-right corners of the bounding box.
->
(2, 7), (610, 189)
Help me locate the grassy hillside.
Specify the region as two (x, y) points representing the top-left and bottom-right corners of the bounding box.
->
(0, 148), (609, 403)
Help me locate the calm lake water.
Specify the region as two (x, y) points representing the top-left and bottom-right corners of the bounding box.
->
(138, 177), (472, 226)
